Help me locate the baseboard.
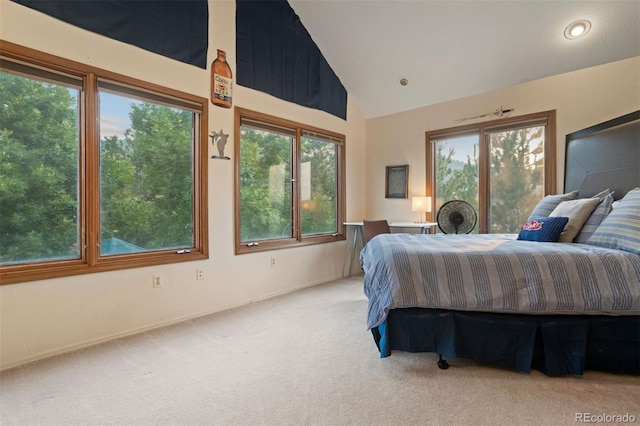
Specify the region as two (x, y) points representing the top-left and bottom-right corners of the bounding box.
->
(1, 275), (340, 371)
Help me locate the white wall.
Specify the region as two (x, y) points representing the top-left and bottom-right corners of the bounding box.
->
(0, 0), (367, 369)
(366, 57), (640, 223)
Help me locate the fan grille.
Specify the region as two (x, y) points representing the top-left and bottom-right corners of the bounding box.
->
(437, 200), (477, 234)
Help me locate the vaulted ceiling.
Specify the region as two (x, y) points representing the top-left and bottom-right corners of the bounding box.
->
(289, 1), (640, 119)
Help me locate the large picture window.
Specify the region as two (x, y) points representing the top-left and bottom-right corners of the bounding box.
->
(426, 111), (556, 234)
(0, 42), (208, 284)
(235, 108), (345, 254)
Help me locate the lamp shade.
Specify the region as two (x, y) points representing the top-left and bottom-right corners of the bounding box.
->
(412, 196), (432, 213)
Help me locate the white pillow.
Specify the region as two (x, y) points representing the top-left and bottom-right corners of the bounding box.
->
(549, 198), (601, 242)
(588, 188), (612, 200)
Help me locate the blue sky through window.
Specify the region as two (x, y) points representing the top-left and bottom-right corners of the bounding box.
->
(441, 135), (478, 162)
(99, 92), (140, 140)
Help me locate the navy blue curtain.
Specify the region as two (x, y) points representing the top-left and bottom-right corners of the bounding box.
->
(236, 0), (347, 120)
(11, 0), (208, 69)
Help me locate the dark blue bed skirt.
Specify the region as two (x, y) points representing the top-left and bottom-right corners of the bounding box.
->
(371, 308), (640, 376)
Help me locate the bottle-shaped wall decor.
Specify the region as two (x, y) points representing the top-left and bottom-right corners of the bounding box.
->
(211, 49), (232, 108)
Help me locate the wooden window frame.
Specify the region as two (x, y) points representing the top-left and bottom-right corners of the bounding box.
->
(0, 41), (208, 285)
(425, 110), (556, 233)
(234, 107), (346, 254)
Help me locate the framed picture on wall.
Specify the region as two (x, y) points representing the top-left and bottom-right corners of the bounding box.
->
(385, 165), (409, 198)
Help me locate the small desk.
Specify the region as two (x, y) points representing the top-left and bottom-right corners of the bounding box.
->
(343, 221), (437, 276)
(388, 222), (438, 233)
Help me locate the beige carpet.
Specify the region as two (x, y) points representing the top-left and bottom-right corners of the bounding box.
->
(1, 276), (638, 426)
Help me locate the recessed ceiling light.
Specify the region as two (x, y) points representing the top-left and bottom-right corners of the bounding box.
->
(564, 20), (591, 40)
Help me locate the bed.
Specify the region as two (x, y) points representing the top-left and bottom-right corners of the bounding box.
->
(361, 111), (640, 376)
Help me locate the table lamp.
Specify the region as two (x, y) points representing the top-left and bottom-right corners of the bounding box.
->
(412, 196), (432, 223)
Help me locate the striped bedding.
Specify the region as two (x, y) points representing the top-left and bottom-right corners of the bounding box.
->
(361, 233), (640, 330)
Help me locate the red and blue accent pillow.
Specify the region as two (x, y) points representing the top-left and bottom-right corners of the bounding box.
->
(517, 217), (569, 242)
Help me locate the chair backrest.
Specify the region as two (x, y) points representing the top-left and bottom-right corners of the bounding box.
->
(363, 219), (390, 244)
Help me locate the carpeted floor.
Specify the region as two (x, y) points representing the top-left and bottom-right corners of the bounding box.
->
(1, 276), (638, 425)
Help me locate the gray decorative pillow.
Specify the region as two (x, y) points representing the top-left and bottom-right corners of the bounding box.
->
(527, 190), (579, 220)
(574, 193), (614, 243)
(550, 198), (601, 242)
(586, 188), (640, 255)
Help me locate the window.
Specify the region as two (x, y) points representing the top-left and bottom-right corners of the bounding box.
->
(235, 108), (345, 253)
(0, 42), (208, 284)
(426, 111), (555, 234)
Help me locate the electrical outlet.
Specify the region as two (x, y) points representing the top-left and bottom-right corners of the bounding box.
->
(152, 274), (163, 288)
(270, 256), (276, 267)
(196, 267), (204, 280)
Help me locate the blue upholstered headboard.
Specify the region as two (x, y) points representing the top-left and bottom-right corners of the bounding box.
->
(564, 111), (640, 200)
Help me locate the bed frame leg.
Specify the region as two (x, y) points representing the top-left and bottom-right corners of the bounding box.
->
(437, 354), (449, 370)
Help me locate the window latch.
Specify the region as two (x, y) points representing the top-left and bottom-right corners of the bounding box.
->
(176, 249), (191, 254)
(247, 242), (259, 247)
